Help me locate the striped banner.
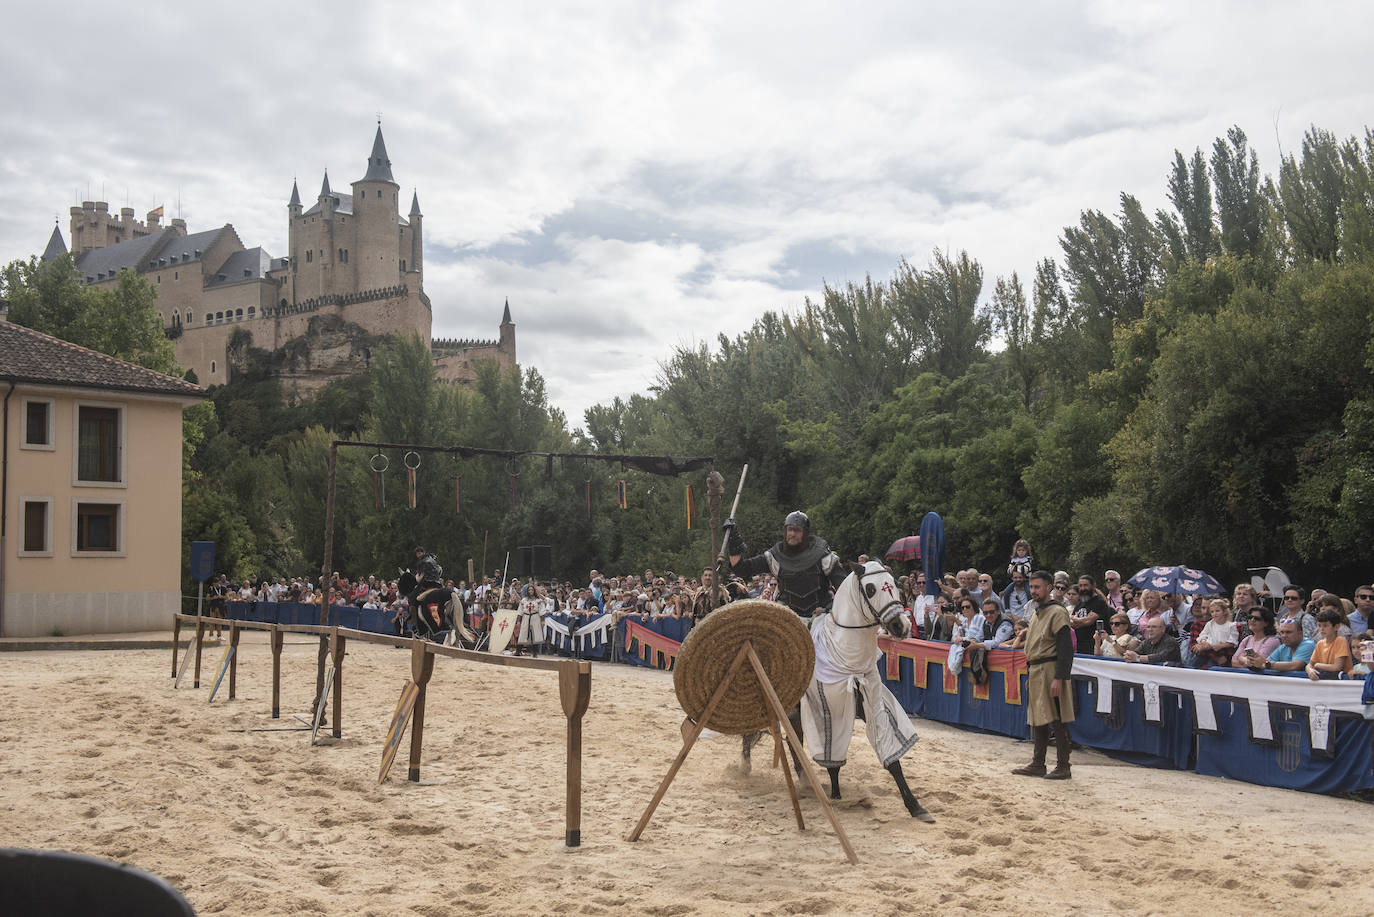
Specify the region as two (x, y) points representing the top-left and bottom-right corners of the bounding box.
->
(616, 479), (627, 510)
(685, 484), (695, 529)
(624, 618), (683, 669)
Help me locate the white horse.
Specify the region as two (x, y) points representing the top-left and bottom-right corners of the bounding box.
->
(802, 560), (933, 822)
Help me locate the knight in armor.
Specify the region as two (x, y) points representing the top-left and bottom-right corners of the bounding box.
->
(404, 546), (449, 637)
(724, 510), (847, 620)
(724, 510), (846, 774)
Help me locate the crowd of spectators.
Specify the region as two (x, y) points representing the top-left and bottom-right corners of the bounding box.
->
(207, 547), (1371, 682)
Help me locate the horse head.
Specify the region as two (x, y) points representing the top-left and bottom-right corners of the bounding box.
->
(843, 560), (909, 638)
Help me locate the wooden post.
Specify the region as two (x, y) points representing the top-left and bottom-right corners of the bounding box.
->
(270, 625), (284, 719)
(627, 641), (752, 842)
(407, 639), (435, 782)
(331, 629), (345, 739)
(193, 616), (205, 688)
(171, 614), (182, 677)
(229, 621), (241, 700)
(744, 643), (858, 865)
(315, 634), (328, 707)
(320, 442), (338, 623)
(559, 660), (592, 847)
(706, 469), (724, 567)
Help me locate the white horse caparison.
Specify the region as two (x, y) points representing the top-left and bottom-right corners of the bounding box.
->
(803, 560), (933, 822)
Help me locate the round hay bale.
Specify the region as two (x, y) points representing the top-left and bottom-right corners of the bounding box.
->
(672, 599), (815, 735)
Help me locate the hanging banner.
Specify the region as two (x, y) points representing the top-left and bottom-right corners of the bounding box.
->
(455, 475), (461, 514)
(584, 480), (591, 520)
(685, 484), (695, 529)
(544, 612), (614, 654)
(616, 479), (627, 510)
(369, 453), (388, 508)
(624, 618), (684, 669)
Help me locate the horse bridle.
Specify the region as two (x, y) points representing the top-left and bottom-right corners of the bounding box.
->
(829, 565), (906, 630)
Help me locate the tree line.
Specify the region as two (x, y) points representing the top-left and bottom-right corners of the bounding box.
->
(5, 124), (1372, 593)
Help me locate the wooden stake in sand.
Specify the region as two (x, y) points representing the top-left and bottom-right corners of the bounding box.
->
(208, 645), (235, 703)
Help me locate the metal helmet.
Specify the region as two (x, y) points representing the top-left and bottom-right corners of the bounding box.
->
(784, 510), (810, 533)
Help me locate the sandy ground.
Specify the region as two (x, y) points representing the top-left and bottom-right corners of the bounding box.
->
(0, 635), (1368, 916)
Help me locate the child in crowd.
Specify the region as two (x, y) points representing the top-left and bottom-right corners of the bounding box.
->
(1350, 632), (1371, 678)
(1007, 538), (1033, 578)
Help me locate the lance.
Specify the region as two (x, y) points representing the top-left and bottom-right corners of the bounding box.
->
(715, 463), (748, 576)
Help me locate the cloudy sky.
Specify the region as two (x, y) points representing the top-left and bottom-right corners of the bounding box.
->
(4, 1), (1371, 426)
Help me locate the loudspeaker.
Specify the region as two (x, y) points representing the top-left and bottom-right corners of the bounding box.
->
(531, 545), (551, 579)
(515, 546), (533, 577)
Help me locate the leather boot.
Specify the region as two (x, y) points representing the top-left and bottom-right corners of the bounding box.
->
(1045, 723), (1072, 779)
(1012, 724), (1049, 776)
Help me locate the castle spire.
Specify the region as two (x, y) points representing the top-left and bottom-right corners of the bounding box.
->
(409, 190), (422, 216)
(362, 124), (396, 183)
(501, 297), (512, 324)
(289, 179), (301, 208)
(319, 169), (332, 198)
(41, 223), (67, 262)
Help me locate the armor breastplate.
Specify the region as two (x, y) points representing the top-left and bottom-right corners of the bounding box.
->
(771, 537), (833, 617)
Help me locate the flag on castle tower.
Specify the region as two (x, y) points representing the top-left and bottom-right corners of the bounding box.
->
(149, 205), (163, 218)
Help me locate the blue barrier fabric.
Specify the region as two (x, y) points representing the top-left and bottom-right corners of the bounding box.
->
(1069, 679), (1195, 770)
(882, 642), (1370, 793)
(1194, 700), (1374, 793)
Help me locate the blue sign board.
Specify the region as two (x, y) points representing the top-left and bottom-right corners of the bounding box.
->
(190, 541), (216, 582)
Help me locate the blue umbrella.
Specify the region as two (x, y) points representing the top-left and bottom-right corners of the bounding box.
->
(919, 512), (945, 598)
(1126, 565), (1224, 595)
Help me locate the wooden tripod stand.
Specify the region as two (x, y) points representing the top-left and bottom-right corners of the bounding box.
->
(626, 638), (858, 864)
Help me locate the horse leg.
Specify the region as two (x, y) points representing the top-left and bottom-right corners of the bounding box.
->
(886, 760), (934, 823)
(827, 765), (842, 800)
(786, 706), (806, 775)
(740, 731), (765, 775)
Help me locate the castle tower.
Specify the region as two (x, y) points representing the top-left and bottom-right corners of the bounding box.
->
(286, 179), (301, 301)
(499, 298), (516, 356)
(408, 191), (423, 278)
(350, 125), (401, 292)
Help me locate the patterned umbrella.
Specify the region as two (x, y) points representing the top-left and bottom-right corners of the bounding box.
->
(1126, 565), (1224, 595)
(920, 512), (945, 598)
(884, 536), (921, 562)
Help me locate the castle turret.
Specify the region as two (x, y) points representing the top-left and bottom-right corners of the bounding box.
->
(351, 124), (401, 292)
(41, 224), (67, 262)
(499, 298), (516, 357)
(408, 190), (423, 278)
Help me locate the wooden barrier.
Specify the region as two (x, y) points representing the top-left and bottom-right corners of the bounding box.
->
(170, 612), (593, 847)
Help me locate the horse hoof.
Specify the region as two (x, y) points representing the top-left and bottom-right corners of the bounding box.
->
(908, 803), (935, 823)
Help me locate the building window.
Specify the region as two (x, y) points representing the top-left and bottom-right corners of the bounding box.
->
(74, 501), (122, 553)
(211, 361), (217, 375)
(21, 398), (55, 450)
(186, 310), (192, 324)
(21, 498), (53, 555)
(174, 271), (179, 280)
(235, 308), (243, 320)
(248, 306), (256, 318)
(400, 260), (407, 272)
(306, 250), (313, 263)
(75, 403), (122, 484)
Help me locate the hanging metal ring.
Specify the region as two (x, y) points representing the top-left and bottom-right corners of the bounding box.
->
(368, 453), (390, 473)
(404, 451), (421, 470)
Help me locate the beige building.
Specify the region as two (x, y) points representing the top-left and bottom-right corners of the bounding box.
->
(0, 316), (205, 636)
(43, 126), (515, 392)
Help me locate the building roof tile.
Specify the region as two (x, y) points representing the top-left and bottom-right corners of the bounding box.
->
(0, 320), (205, 399)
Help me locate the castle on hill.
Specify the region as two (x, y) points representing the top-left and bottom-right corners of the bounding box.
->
(41, 125), (514, 390)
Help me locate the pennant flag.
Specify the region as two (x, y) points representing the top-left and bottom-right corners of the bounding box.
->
(510, 473), (519, 511)
(454, 475), (461, 514)
(685, 484), (695, 529)
(585, 480), (591, 519)
(374, 469), (384, 508)
(616, 479), (627, 510)
(407, 465), (417, 509)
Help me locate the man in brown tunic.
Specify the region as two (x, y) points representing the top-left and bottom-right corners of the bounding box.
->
(1013, 569), (1076, 779)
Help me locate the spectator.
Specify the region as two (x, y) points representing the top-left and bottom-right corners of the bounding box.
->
(1264, 618), (1316, 672)
(1314, 594), (1353, 636)
(1306, 609), (1353, 680)
(1350, 585), (1372, 636)
(977, 573), (1003, 612)
(1001, 568), (1032, 621)
(1231, 583), (1262, 628)
(1281, 586), (1318, 641)
(1123, 616), (1181, 665)
(947, 596), (985, 676)
(1103, 570), (1124, 611)
(1351, 632), (1371, 677)
(1070, 573), (1110, 655)
(1095, 612), (1138, 658)
(1007, 538), (1033, 578)
(1119, 582), (1139, 614)
(1191, 598), (1239, 669)
(1131, 589), (1173, 635)
(1008, 616), (1029, 650)
(977, 598), (1016, 651)
(1165, 591), (1192, 630)
(1232, 606), (1280, 670)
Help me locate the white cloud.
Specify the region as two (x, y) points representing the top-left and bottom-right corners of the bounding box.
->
(3, 1), (1373, 426)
